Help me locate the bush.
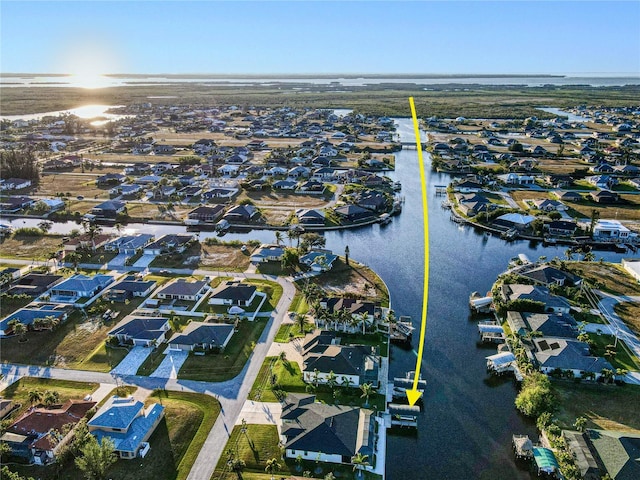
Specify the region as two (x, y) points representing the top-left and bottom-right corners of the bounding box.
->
(13, 227), (45, 237)
(515, 372), (555, 417)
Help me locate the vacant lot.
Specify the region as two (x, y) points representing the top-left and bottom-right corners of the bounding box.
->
(563, 194), (640, 221)
(199, 243), (254, 271)
(237, 189), (330, 208)
(0, 234), (63, 260)
(37, 173), (110, 199)
(614, 302), (640, 336)
(565, 262), (640, 296)
(554, 382), (640, 432)
(537, 158), (589, 175)
(304, 258), (389, 306)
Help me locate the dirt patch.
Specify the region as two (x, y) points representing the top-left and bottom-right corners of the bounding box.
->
(566, 262), (640, 296)
(0, 234), (64, 260)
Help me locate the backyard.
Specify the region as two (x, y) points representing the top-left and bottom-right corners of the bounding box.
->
(613, 301), (640, 336)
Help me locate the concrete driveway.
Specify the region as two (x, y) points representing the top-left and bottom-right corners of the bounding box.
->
(108, 253), (129, 268)
(133, 254), (156, 268)
(111, 346), (153, 376)
(150, 350), (189, 379)
(236, 400), (282, 428)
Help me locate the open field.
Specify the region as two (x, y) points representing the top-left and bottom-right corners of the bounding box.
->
(249, 356), (306, 402)
(554, 382), (640, 433)
(3, 83), (640, 118)
(563, 195), (640, 221)
(37, 173), (109, 198)
(614, 302), (640, 336)
(303, 258), (389, 306)
(564, 262), (640, 296)
(151, 243), (254, 271)
(536, 158), (590, 175)
(0, 234), (63, 260)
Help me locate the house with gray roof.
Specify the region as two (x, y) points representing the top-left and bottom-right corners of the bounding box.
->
(104, 234), (155, 255)
(519, 265), (582, 287)
(506, 311), (578, 339)
(88, 396), (165, 459)
(582, 429), (640, 480)
(250, 244), (285, 263)
(6, 273), (63, 297)
(156, 279), (208, 302)
(108, 316), (169, 347)
(208, 281), (257, 307)
(143, 234), (195, 255)
(168, 321), (235, 352)
(280, 393), (377, 468)
(500, 284), (572, 314)
(532, 337), (613, 378)
(104, 276), (157, 302)
(0, 304), (70, 337)
(299, 251), (338, 272)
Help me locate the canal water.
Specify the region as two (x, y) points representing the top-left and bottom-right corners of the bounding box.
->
(1, 118), (629, 479)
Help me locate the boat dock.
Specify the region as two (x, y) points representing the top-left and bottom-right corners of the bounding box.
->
(512, 434), (534, 460)
(390, 316), (414, 344)
(388, 403), (420, 428)
(477, 321), (505, 344)
(469, 292), (493, 313)
(435, 185), (447, 196)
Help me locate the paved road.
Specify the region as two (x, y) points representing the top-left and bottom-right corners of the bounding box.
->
(0, 264), (296, 480)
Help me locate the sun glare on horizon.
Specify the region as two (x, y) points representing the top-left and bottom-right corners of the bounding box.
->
(62, 43), (120, 89)
(67, 72), (113, 89)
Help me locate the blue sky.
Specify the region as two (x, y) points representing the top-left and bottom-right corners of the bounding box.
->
(2, 1), (639, 75)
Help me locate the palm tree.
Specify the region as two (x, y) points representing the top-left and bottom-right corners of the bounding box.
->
(275, 231), (283, 246)
(312, 369), (321, 388)
(296, 313), (307, 335)
(341, 376), (353, 391)
(43, 390), (60, 407)
(265, 458), (281, 480)
(583, 251), (596, 262)
(359, 383), (376, 408)
(574, 416), (588, 432)
(28, 389), (43, 406)
(66, 251), (82, 272)
(9, 320), (27, 342)
(326, 370), (338, 394)
(600, 368), (614, 384)
(351, 453), (370, 479)
(278, 350), (288, 365)
(345, 245), (350, 266)
(564, 248), (574, 261)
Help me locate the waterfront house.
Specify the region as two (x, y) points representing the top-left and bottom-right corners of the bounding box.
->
(455, 193), (491, 217)
(493, 213), (535, 231)
(280, 393), (376, 468)
(0, 178), (32, 191)
(302, 331), (381, 387)
(50, 274), (114, 303)
(104, 234), (155, 255)
(88, 396), (165, 459)
(333, 205), (376, 223)
(562, 431), (601, 480)
(90, 200), (126, 220)
(250, 244), (285, 263)
(519, 265), (582, 287)
(547, 220), (578, 237)
(168, 322), (235, 352)
(578, 429), (640, 480)
(532, 337), (613, 378)
(0, 196), (35, 214)
(296, 208), (325, 226)
(208, 280), (258, 307)
(143, 234), (195, 255)
(500, 284), (571, 314)
(506, 311), (579, 339)
(63, 233), (112, 252)
(223, 204), (259, 223)
(108, 316), (169, 347)
(299, 251), (338, 272)
(156, 279), (208, 302)
(0, 400), (96, 465)
(592, 220), (635, 243)
(186, 205), (226, 224)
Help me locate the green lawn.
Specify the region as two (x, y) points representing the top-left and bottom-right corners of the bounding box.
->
(178, 318), (268, 381)
(289, 291), (309, 315)
(554, 381), (640, 432)
(137, 343), (169, 376)
(587, 333), (640, 371)
(249, 356), (307, 402)
(273, 322), (314, 343)
(246, 279), (283, 312)
(77, 342), (130, 372)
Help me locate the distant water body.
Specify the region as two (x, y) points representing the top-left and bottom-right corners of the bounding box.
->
(1, 74), (639, 88)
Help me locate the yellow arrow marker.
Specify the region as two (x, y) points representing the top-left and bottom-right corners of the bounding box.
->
(406, 97), (429, 407)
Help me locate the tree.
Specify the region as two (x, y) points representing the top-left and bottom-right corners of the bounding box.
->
(600, 368), (615, 384)
(351, 453), (370, 479)
(281, 247), (299, 271)
(230, 458), (246, 477)
(43, 390), (60, 407)
(359, 383), (376, 408)
(275, 231), (283, 246)
(278, 350), (288, 365)
(326, 370), (338, 394)
(66, 252), (82, 272)
(515, 372), (555, 417)
(295, 313), (308, 335)
(28, 389), (43, 406)
(574, 416), (587, 432)
(300, 232), (326, 252)
(341, 376), (353, 390)
(75, 436), (117, 480)
(583, 251), (595, 262)
(265, 457), (281, 480)
(589, 209), (600, 238)
(0, 149), (40, 183)
(564, 248), (574, 261)
(345, 245), (350, 266)
(9, 320), (27, 342)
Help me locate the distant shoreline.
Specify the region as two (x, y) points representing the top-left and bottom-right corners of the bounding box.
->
(1, 73), (570, 79)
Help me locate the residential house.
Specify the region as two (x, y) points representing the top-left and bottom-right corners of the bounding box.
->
(273, 180), (298, 190)
(168, 322), (235, 352)
(108, 316), (170, 347)
(334, 205), (375, 223)
(592, 220), (635, 243)
(97, 173), (126, 185)
(554, 190), (583, 202)
(532, 199), (567, 212)
(622, 258), (640, 282)
(319, 297), (380, 327)
(88, 396), (165, 459)
(201, 188), (237, 200)
(153, 144), (175, 155)
(500, 284), (571, 313)
(156, 279), (208, 302)
(280, 393), (377, 468)
(590, 190), (620, 204)
(63, 233), (112, 252)
(296, 208), (325, 226)
(532, 337), (613, 378)
(562, 431), (601, 480)
(493, 213), (535, 231)
(49, 274), (114, 303)
(547, 220), (578, 237)
(506, 311), (579, 339)
(456, 193), (491, 217)
(250, 244), (286, 263)
(0, 304), (70, 336)
(0, 178), (32, 191)
(0, 400), (96, 465)
(299, 251), (338, 272)
(185, 205), (226, 224)
(519, 265), (582, 287)
(208, 281), (258, 307)
(0, 267), (22, 287)
(104, 234), (155, 255)
(452, 180), (483, 193)
(223, 204), (259, 223)
(6, 273), (63, 297)
(297, 180), (325, 194)
(143, 234), (195, 255)
(497, 173), (536, 185)
(90, 200), (126, 220)
(579, 429), (640, 480)
(104, 276), (157, 302)
(0, 196), (35, 214)
(302, 331), (381, 387)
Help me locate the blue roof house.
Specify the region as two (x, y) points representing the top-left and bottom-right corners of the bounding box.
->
(88, 396), (165, 459)
(49, 274), (114, 303)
